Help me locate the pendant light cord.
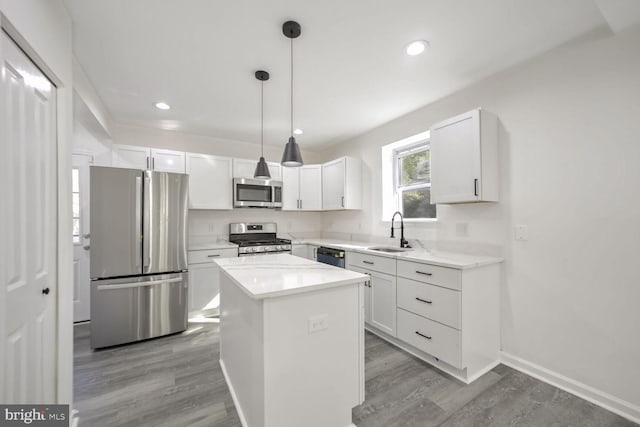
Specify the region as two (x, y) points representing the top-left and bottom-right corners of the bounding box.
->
(261, 80), (264, 157)
(290, 37), (294, 137)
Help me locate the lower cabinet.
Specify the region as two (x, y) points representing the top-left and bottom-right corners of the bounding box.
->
(347, 250), (500, 383)
(291, 244), (308, 258)
(308, 245), (319, 261)
(187, 248), (238, 315)
(397, 308), (461, 368)
(348, 263), (397, 337)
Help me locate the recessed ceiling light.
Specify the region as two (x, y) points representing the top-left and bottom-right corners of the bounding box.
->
(154, 101), (171, 110)
(293, 128), (303, 135)
(405, 40), (428, 56)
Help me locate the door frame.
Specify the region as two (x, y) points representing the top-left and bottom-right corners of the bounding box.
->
(1, 13), (73, 404)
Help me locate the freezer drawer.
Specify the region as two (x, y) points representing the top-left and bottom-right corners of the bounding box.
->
(90, 272), (188, 348)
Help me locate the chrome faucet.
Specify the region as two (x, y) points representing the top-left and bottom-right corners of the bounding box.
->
(390, 211), (410, 248)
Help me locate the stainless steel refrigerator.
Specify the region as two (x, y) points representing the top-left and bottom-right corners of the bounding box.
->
(89, 166), (189, 348)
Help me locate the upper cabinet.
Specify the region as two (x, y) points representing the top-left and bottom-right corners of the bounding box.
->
(232, 158), (282, 181)
(112, 144), (148, 169)
(282, 165), (322, 211)
(112, 144), (186, 173)
(322, 157), (362, 210)
(151, 148), (186, 173)
(430, 109), (498, 204)
(186, 153), (233, 210)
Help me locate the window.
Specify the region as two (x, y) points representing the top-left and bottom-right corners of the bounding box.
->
(72, 168), (81, 244)
(381, 130), (436, 220)
(394, 143), (436, 219)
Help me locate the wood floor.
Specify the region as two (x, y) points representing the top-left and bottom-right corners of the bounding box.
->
(74, 321), (636, 427)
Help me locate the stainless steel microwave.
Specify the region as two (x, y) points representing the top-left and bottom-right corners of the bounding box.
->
(233, 178), (283, 208)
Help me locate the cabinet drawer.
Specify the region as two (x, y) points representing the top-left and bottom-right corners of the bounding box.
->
(188, 248), (238, 265)
(397, 278), (461, 329)
(347, 252), (396, 275)
(397, 308), (461, 369)
(397, 260), (461, 291)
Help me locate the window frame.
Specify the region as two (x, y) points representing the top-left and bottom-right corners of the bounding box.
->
(393, 140), (436, 220)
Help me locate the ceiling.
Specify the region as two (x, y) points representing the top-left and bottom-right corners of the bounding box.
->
(63, 0), (630, 149)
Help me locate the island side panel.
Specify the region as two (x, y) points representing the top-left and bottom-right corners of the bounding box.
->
(219, 272), (266, 427)
(262, 283), (363, 427)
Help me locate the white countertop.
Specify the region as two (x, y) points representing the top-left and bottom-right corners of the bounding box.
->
(294, 239), (503, 269)
(216, 253), (368, 299)
(188, 236), (238, 251)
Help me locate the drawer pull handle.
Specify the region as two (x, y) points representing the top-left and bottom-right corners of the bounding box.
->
(415, 331), (432, 340)
(415, 270), (432, 276)
(207, 254), (221, 258)
(415, 297), (433, 304)
(362, 260), (374, 265)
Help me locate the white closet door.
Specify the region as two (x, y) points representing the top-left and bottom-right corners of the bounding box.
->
(0, 32), (57, 403)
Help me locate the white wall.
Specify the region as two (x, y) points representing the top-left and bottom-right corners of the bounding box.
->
(189, 209), (323, 240)
(0, 0), (74, 404)
(73, 56), (113, 138)
(319, 26), (640, 415)
(72, 118), (112, 166)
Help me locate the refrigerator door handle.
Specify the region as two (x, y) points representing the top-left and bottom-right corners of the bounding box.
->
(96, 277), (183, 291)
(135, 176), (142, 269)
(143, 171), (152, 272)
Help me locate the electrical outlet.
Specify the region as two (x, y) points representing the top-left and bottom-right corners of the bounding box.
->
(515, 225), (529, 241)
(308, 314), (329, 333)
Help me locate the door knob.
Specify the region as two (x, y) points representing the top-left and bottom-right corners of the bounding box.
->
(83, 233), (90, 238)
(83, 245), (90, 250)
(42, 288), (50, 295)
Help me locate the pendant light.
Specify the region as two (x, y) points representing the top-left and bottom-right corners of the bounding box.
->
(254, 70), (271, 179)
(280, 20), (304, 167)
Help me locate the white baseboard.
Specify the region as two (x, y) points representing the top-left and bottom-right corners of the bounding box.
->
(501, 352), (640, 425)
(219, 359), (248, 427)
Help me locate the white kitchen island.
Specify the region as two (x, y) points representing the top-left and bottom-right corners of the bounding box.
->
(216, 254), (368, 427)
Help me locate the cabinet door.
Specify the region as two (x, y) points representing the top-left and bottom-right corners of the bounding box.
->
(188, 264), (220, 313)
(299, 165), (322, 210)
(322, 158), (345, 210)
(430, 110), (481, 203)
(112, 144), (150, 169)
(291, 244), (308, 258)
(348, 266), (372, 324)
(364, 274), (372, 324)
(233, 158), (282, 181)
(186, 153), (233, 209)
(151, 148), (186, 173)
(308, 245), (319, 261)
(267, 162), (282, 181)
(370, 270), (397, 336)
(282, 167), (300, 210)
(232, 158), (257, 178)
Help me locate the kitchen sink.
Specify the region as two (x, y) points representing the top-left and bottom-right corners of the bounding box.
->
(368, 246), (411, 253)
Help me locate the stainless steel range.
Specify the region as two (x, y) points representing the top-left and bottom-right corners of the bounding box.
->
(229, 222), (292, 256)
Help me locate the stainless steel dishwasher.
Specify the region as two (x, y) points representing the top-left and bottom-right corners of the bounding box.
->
(316, 247), (346, 268)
